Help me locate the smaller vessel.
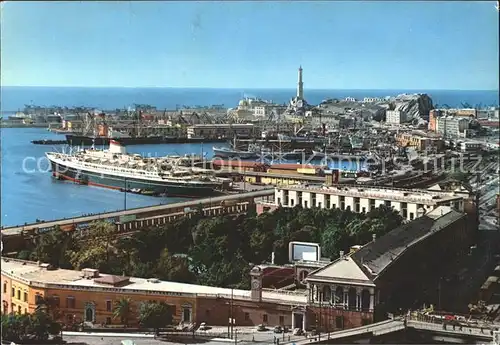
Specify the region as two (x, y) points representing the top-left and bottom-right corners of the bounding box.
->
(278, 149), (307, 160)
(212, 146), (259, 159)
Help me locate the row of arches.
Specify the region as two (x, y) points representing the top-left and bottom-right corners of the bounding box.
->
(318, 285), (372, 311)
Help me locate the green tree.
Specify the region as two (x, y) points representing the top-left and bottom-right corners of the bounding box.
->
(156, 249), (196, 283)
(32, 226), (74, 268)
(138, 301), (173, 331)
(68, 221), (117, 271)
(1, 313), (27, 342)
(1, 309), (61, 342)
(114, 297), (132, 326)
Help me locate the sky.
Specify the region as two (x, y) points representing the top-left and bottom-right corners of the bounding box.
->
(1, 1), (499, 90)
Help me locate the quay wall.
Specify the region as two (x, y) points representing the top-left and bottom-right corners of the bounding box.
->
(1, 190), (274, 251)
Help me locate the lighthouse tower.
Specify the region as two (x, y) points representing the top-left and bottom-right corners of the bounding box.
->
(297, 66), (304, 100)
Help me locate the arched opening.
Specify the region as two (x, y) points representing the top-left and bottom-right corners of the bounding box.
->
(348, 287), (357, 310)
(85, 306), (94, 322)
(322, 285), (331, 302)
(361, 289), (371, 311)
(335, 286), (344, 305)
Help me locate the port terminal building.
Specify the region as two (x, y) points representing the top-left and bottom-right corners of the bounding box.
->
(257, 183), (474, 222)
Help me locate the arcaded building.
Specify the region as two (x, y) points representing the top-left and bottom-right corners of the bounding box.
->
(305, 205), (470, 330)
(258, 184), (472, 222)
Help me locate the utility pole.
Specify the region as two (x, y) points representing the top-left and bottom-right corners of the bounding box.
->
(124, 176), (127, 210)
(230, 288), (234, 339)
(438, 277), (441, 310)
(318, 291), (322, 342)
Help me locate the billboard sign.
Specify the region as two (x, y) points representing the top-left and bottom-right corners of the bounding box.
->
(288, 241), (321, 262)
(119, 215), (136, 223)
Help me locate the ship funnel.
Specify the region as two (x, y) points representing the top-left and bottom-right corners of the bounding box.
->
(109, 140), (126, 154)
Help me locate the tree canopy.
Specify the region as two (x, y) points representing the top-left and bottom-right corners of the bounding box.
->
(21, 205), (403, 288)
(138, 301), (173, 330)
(1, 309), (61, 343)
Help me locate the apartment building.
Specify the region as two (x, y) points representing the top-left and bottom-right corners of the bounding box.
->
(436, 116), (469, 138)
(385, 110), (407, 125)
(395, 133), (444, 152)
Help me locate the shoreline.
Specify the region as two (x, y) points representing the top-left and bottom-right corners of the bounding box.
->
(1, 123), (50, 128)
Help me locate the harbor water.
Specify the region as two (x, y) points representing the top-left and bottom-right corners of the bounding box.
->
(0, 128), (213, 227)
(1, 128), (365, 227)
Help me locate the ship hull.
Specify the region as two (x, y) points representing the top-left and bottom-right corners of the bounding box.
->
(212, 147), (258, 159)
(312, 150), (368, 161)
(49, 161), (222, 198)
(65, 135), (227, 146)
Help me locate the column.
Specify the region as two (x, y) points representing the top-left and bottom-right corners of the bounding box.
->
(369, 293), (375, 311)
(331, 285), (336, 306)
(356, 287), (361, 311)
(292, 312), (295, 329)
(307, 283), (313, 303)
(344, 292), (349, 309)
(302, 312), (306, 331)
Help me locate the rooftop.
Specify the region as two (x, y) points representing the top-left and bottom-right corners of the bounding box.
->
(306, 206), (465, 285)
(351, 206), (465, 280)
(1, 259), (307, 305)
(277, 184), (466, 204)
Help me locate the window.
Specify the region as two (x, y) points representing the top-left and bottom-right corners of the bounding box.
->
(23, 292), (28, 302)
(3, 283), (6, 294)
(35, 294), (43, 304)
(67, 297), (76, 309)
(409, 212), (414, 220)
(25, 308), (27, 314)
(106, 300), (112, 312)
(263, 314), (268, 323)
(17, 290), (21, 300)
(279, 316), (284, 325)
(18, 305), (21, 314)
(52, 296), (60, 307)
(245, 312), (250, 321)
(290, 199), (294, 206)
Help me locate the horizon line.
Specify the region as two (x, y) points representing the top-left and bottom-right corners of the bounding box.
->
(1, 85), (499, 92)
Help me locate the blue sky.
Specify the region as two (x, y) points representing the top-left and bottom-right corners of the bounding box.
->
(1, 1), (498, 90)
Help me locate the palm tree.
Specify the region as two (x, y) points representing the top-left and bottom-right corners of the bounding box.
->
(113, 298), (132, 327)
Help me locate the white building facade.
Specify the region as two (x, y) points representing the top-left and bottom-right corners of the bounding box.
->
(385, 110), (407, 124)
(436, 116), (469, 138)
(270, 184), (467, 221)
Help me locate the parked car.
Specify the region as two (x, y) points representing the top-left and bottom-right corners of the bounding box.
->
(198, 322), (209, 331)
(293, 328), (304, 336)
(274, 326), (283, 333)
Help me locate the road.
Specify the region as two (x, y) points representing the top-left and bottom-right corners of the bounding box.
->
(62, 328), (306, 345)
